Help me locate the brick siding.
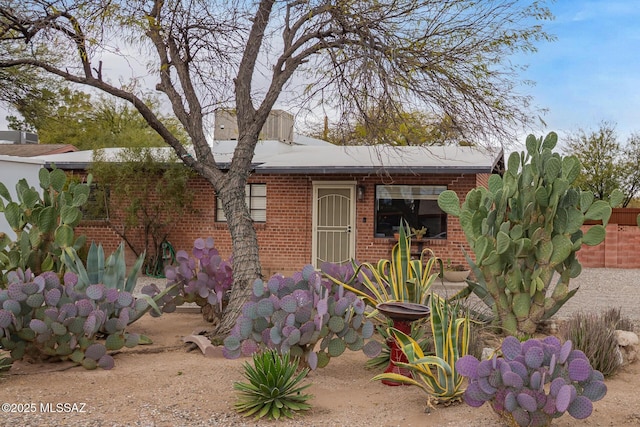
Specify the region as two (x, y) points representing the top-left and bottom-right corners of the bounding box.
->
(75, 171), (481, 276)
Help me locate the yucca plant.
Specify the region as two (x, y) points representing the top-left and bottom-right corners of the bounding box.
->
(324, 220), (439, 309)
(234, 349), (313, 420)
(372, 295), (470, 405)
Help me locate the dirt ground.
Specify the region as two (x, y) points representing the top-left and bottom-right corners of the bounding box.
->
(1, 309), (639, 427)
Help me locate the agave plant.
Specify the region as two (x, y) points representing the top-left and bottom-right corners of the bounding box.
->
(324, 220), (439, 309)
(372, 295), (471, 405)
(234, 349), (313, 420)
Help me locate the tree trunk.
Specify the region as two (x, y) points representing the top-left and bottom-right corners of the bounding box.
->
(212, 173), (262, 336)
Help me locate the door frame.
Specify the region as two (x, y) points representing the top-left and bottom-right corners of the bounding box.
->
(311, 181), (357, 268)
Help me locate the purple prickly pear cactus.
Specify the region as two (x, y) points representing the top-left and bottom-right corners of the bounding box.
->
(456, 336), (607, 426)
(223, 264), (382, 368)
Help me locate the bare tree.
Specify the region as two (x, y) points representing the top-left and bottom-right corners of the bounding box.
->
(0, 0), (553, 334)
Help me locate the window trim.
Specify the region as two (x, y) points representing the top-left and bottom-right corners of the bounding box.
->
(216, 183), (267, 223)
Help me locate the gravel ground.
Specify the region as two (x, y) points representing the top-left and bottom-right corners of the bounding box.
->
(0, 267), (637, 427)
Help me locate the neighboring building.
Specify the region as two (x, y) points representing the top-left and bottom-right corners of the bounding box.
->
(0, 130), (77, 157)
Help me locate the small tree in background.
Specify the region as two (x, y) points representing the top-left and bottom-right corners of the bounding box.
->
(564, 121), (640, 207)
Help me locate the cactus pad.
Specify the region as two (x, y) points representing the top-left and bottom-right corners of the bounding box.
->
(503, 371), (524, 389)
(328, 316), (345, 333)
(559, 339), (572, 364)
(292, 289), (311, 307)
(50, 322), (67, 336)
(517, 392), (537, 413)
(582, 380), (607, 402)
(44, 288), (61, 306)
(0, 309), (13, 328)
(280, 295), (297, 313)
(464, 382), (492, 404)
(86, 284), (104, 300)
(328, 338), (346, 357)
(75, 298), (93, 317)
(256, 299), (274, 318)
(240, 339), (258, 356)
(105, 333), (125, 351)
(568, 358), (592, 382)
(29, 319), (48, 334)
(504, 391), (517, 412)
(116, 291), (133, 308)
(362, 340), (382, 358)
(3, 299), (21, 316)
(22, 282), (39, 295)
(361, 321), (374, 339)
(456, 355), (480, 378)
(85, 343), (107, 361)
(555, 384), (575, 413)
(478, 376), (497, 395)
(477, 359), (494, 377)
(7, 284), (27, 302)
(501, 336), (522, 360)
(347, 336), (364, 351)
(567, 395), (592, 419)
(524, 346), (545, 369)
(25, 293), (44, 308)
(97, 354), (115, 370)
(252, 279), (264, 297)
(82, 357), (97, 370)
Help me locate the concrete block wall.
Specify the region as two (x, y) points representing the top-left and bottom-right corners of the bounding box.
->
(577, 224), (640, 268)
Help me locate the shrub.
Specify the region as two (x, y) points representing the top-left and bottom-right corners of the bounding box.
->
(560, 308), (632, 377)
(234, 348), (312, 420)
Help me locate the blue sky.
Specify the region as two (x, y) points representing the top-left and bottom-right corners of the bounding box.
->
(1, 1), (638, 147)
(519, 0), (640, 145)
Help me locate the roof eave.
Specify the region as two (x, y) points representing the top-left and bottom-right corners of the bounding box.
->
(254, 166), (497, 174)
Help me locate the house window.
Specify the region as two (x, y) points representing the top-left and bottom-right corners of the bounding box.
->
(375, 185), (447, 238)
(216, 184), (266, 222)
(82, 183), (110, 221)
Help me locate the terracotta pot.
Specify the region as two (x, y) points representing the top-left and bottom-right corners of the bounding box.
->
(443, 270), (470, 282)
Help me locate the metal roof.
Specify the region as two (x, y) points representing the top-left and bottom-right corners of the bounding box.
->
(27, 139), (503, 175)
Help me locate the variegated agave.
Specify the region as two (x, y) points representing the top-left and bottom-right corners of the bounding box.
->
(372, 295), (471, 405)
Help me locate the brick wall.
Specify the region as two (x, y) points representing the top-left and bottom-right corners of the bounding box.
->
(75, 171), (482, 276)
(577, 224), (640, 268)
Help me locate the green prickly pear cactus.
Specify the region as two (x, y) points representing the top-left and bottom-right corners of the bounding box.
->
(0, 166), (90, 284)
(438, 132), (624, 336)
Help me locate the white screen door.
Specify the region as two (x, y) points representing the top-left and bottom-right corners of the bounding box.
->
(312, 183), (356, 268)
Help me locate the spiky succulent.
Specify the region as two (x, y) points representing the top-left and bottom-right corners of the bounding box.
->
(234, 348), (312, 420)
(456, 336), (607, 426)
(223, 264), (381, 369)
